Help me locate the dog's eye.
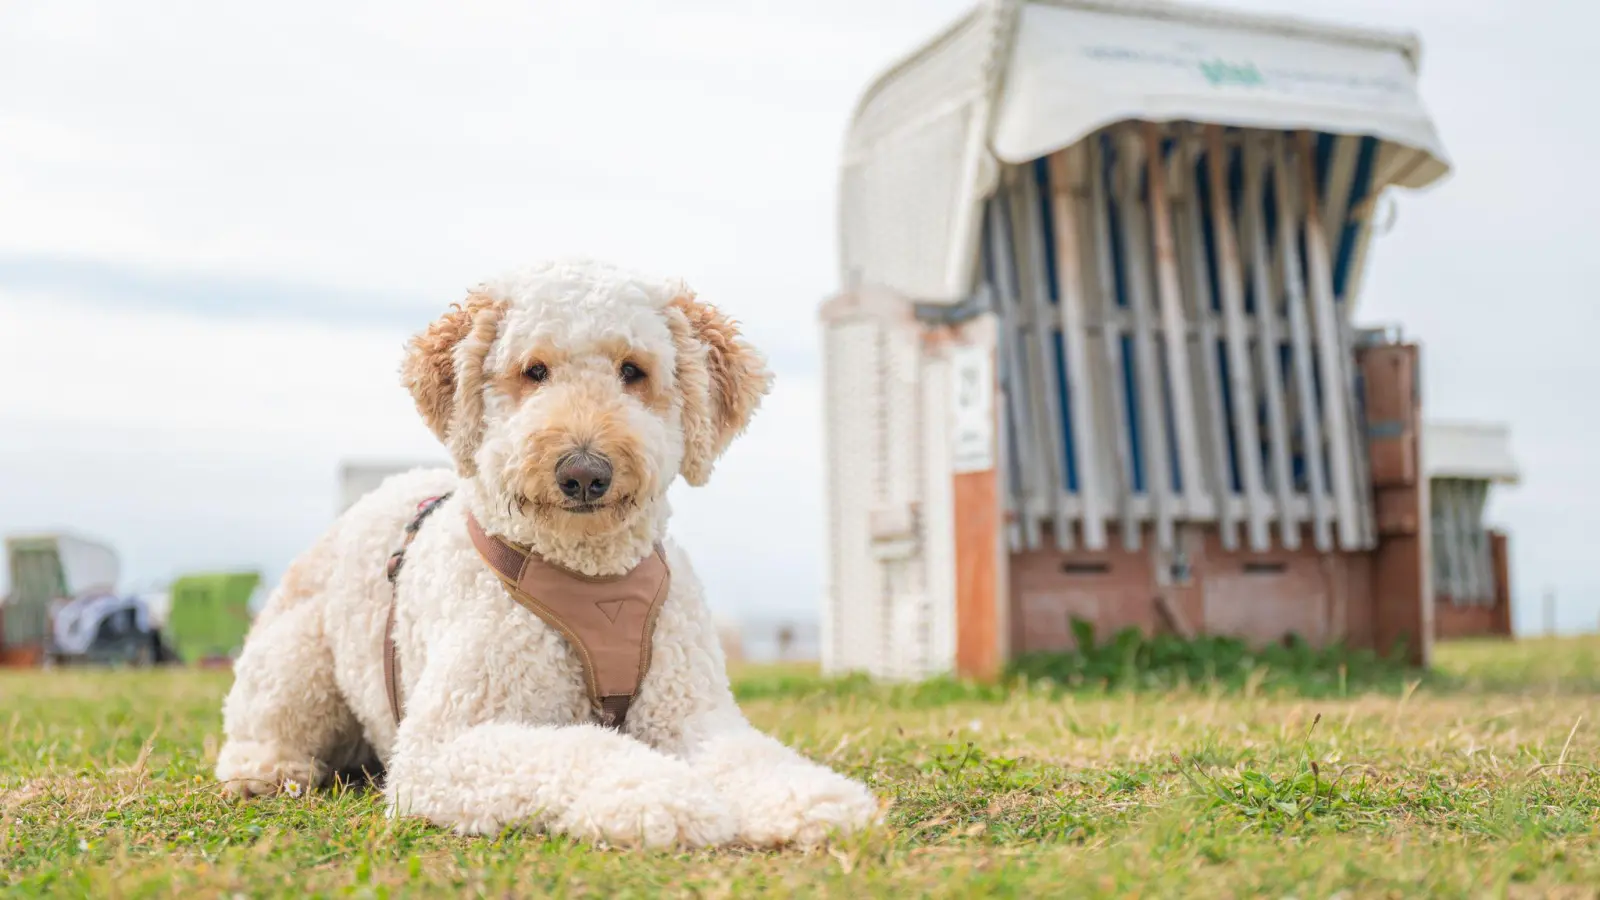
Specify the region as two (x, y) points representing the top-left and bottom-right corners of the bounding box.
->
(619, 362), (647, 384)
(524, 363), (549, 383)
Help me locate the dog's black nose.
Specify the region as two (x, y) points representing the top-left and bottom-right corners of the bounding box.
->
(555, 451), (612, 502)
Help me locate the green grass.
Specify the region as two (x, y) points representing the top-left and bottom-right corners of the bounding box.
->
(4, 637), (1600, 897)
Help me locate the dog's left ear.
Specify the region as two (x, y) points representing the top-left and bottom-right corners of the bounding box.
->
(666, 289), (774, 486)
(399, 293), (506, 476)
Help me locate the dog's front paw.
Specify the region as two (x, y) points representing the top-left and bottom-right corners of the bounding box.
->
(555, 766), (738, 849)
(215, 740), (324, 799)
(724, 767), (882, 849)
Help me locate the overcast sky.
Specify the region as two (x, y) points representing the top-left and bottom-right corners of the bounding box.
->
(1, 0), (1594, 634)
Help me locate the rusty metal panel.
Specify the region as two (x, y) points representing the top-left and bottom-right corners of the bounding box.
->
(1361, 343), (1419, 489)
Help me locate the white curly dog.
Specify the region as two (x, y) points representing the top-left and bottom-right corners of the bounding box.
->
(214, 259), (879, 848)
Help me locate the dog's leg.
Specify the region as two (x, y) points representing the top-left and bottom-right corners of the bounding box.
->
(215, 600), (362, 798)
(672, 709), (884, 849)
(625, 555), (881, 848)
(383, 635), (737, 847)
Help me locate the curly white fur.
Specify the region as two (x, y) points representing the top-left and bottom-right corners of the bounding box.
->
(214, 259), (880, 849)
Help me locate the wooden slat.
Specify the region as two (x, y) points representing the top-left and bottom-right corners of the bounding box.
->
(981, 213), (1021, 554)
(1075, 164), (1123, 547)
(1143, 122), (1205, 520)
(1464, 493), (1479, 605)
(1339, 315), (1377, 548)
(1241, 133), (1299, 549)
(1272, 133), (1333, 551)
(1467, 484), (1485, 603)
(1012, 170), (1074, 548)
(1003, 182), (1049, 548)
(1176, 126), (1239, 548)
(1440, 480), (1452, 598)
(1437, 481), (1454, 600)
(1324, 134), (1379, 547)
(1451, 486), (1467, 602)
(1085, 133), (1142, 551)
(1049, 146), (1108, 550)
(1118, 127), (1175, 550)
(1464, 480), (1486, 604)
(985, 190), (1041, 549)
(1338, 158), (1386, 308)
(1320, 135), (1360, 252)
(998, 414), (1020, 552)
(982, 195), (1018, 553)
(1296, 130), (1361, 550)
(1432, 482), (1451, 600)
(1476, 481), (1496, 604)
(1204, 125), (1269, 551)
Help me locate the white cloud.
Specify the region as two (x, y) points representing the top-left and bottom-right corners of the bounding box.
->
(0, 295), (420, 442)
(0, 0), (972, 331)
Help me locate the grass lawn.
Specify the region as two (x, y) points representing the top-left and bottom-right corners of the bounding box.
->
(3, 637), (1600, 897)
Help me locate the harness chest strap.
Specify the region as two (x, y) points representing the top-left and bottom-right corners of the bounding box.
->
(383, 502), (671, 731)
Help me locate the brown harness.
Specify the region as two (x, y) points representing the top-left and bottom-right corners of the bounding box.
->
(383, 496), (670, 731)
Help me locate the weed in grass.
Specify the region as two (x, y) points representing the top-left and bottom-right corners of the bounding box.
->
(879, 741), (1092, 846)
(1180, 756), (1384, 833)
(1175, 714), (1378, 834)
(1009, 620), (1422, 697)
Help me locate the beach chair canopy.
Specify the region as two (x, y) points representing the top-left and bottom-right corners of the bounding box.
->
(838, 0), (1451, 303)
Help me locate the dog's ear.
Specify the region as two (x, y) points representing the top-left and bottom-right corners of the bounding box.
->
(400, 294), (506, 476)
(667, 289), (774, 486)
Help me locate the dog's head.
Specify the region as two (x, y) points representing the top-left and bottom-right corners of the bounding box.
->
(400, 259), (771, 540)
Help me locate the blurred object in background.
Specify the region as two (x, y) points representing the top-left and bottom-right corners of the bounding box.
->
(736, 617), (820, 664)
(165, 571), (263, 667)
(1424, 421), (1519, 640)
(5, 532), (115, 665)
(3, 532), (173, 667)
(822, 0), (1522, 681)
(50, 589), (173, 666)
(338, 460), (449, 515)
